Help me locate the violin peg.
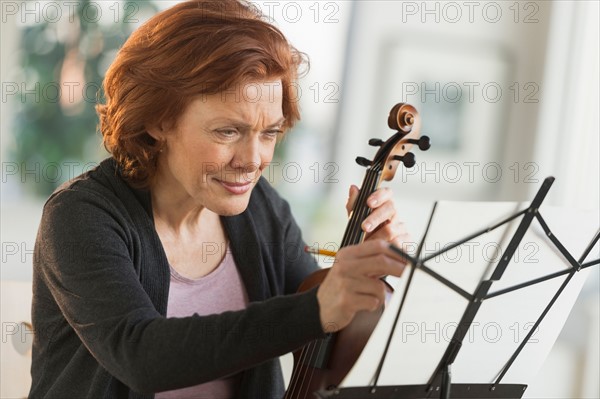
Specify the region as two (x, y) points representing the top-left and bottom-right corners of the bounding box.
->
(418, 136), (431, 151)
(393, 153), (416, 168)
(406, 136), (431, 151)
(355, 156), (372, 167)
(368, 138), (384, 147)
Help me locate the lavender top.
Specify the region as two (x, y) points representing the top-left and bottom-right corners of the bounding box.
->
(156, 247), (249, 399)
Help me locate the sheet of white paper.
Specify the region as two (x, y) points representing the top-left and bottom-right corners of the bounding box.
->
(341, 200), (599, 387)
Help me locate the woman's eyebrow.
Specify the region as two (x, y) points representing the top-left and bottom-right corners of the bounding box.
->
(266, 117), (286, 128)
(210, 117), (286, 129)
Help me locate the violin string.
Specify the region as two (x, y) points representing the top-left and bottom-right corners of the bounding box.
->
(290, 342), (313, 397)
(341, 183), (361, 247)
(361, 168), (380, 240)
(344, 168), (372, 246)
(287, 343), (309, 397)
(299, 340), (320, 397)
(346, 170), (373, 246)
(288, 345), (305, 396)
(302, 340), (323, 398)
(357, 168), (376, 241)
(298, 341), (319, 398)
(287, 122), (420, 397)
(288, 330), (332, 397)
(351, 168), (379, 245)
(362, 167), (380, 239)
(287, 166), (383, 397)
(364, 165), (381, 231)
(298, 342), (316, 398)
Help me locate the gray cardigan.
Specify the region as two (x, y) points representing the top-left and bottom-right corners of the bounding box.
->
(29, 157), (326, 398)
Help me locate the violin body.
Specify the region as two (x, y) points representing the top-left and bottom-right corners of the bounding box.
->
(284, 103), (428, 398)
(284, 269), (394, 398)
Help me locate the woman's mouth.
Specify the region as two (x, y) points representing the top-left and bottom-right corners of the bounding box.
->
(217, 180), (253, 195)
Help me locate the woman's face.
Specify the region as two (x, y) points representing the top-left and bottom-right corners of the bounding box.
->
(149, 79), (285, 216)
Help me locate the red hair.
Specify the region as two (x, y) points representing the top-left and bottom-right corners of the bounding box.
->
(96, 0), (306, 188)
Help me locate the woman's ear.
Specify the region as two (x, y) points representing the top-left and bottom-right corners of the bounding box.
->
(146, 123), (165, 141)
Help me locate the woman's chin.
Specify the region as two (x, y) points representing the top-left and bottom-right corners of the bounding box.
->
(216, 208), (247, 217)
(209, 197), (251, 217)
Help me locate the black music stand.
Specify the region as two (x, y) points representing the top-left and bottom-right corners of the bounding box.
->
(316, 177), (600, 399)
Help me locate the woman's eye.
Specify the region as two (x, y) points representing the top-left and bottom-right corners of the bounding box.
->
(216, 129), (238, 138)
(264, 130), (283, 139)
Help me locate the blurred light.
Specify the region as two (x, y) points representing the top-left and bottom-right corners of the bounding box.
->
(78, 30), (104, 59)
(59, 48), (86, 115)
(97, 49), (118, 77)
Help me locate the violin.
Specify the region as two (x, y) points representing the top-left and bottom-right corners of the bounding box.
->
(284, 103), (429, 398)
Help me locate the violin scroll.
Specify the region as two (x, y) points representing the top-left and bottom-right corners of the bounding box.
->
(355, 103), (429, 181)
(388, 103), (419, 132)
(381, 103), (428, 181)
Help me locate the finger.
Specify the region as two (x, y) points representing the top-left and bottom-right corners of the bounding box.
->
(344, 273), (388, 296)
(366, 220), (394, 241)
(366, 187), (394, 209)
(337, 293), (382, 315)
(390, 233), (414, 253)
(354, 255), (405, 279)
(340, 278), (387, 311)
(336, 246), (406, 277)
(353, 291), (386, 312)
(366, 218), (407, 242)
(336, 239), (391, 259)
(345, 185), (360, 215)
(362, 201), (396, 233)
(317, 271), (388, 328)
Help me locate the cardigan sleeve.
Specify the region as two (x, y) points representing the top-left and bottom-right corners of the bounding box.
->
(34, 186), (325, 394)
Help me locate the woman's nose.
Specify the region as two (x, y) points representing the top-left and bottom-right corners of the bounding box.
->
(231, 138), (262, 172)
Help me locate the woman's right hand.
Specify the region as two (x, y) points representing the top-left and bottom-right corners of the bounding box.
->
(315, 239), (407, 333)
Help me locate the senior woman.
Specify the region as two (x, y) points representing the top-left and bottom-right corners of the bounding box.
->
(29, 1), (408, 398)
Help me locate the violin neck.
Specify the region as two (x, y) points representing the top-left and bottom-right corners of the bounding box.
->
(340, 168), (382, 248)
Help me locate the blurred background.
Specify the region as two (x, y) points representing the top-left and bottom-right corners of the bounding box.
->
(1, 1), (598, 397)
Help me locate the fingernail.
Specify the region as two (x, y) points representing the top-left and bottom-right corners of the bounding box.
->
(372, 299), (380, 310)
(369, 198), (378, 207)
(364, 222), (372, 232)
